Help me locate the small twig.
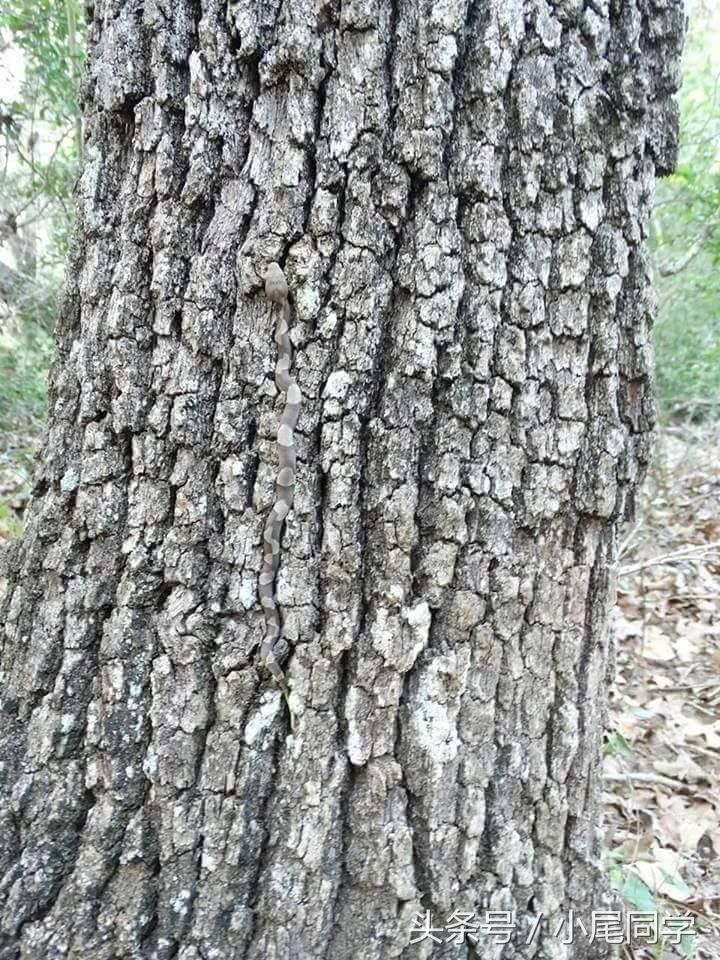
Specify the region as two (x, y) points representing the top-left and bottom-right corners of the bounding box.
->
(618, 541), (720, 576)
(657, 204), (720, 277)
(667, 592), (720, 601)
(6, 121), (74, 221)
(669, 398), (720, 411)
(618, 518), (645, 561)
(604, 772), (690, 790)
(661, 731), (720, 762)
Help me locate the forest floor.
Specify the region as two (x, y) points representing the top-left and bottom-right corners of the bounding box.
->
(609, 420), (720, 960)
(0, 417), (718, 958)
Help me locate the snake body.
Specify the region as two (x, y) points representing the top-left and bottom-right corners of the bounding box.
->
(259, 262), (300, 707)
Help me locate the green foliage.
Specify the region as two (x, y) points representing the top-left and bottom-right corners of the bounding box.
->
(603, 730), (632, 757)
(608, 860), (658, 915)
(0, 322), (53, 429)
(651, 2), (720, 416)
(0, 0), (83, 523)
(607, 851), (696, 959)
(1, 0), (84, 127)
(0, 500), (24, 539)
(0, 320), (51, 538)
(0, 0), (85, 273)
(653, 261), (720, 413)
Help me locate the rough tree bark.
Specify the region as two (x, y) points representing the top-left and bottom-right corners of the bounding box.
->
(0, 1), (684, 958)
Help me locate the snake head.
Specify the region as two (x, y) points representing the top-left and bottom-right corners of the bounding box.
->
(264, 262), (289, 303)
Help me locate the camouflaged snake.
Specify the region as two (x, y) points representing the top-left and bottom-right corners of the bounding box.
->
(259, 262), (300, 723)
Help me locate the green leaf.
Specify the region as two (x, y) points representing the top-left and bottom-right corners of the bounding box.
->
(611, 871), (658, 915)
(604, 731), (632, 756)
(680, 932), (695, 958)
(658, 868), (692, 899)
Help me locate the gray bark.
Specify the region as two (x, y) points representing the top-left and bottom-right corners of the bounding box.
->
(0, 1), (684, 958)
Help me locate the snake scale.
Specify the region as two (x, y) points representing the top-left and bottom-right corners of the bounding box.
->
(259, 262), (300, 724)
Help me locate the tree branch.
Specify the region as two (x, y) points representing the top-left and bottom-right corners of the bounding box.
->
(657, 205), (720, 277)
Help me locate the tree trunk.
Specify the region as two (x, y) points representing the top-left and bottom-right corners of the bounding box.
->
(0, 1), (684, 958)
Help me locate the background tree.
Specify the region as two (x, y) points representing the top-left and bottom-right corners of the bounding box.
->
(0, 0), (84, 312)
(650, 0), (720, 416)
(0, 0), (85, 535)
(0, 1), (684, 958)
